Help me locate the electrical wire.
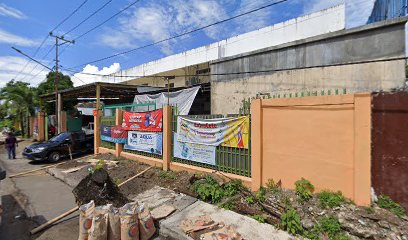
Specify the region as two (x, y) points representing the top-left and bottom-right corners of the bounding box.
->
(15, 0), (89, 82)
(73, 0), (142, 41)
(62, 0), (114, 37)
(67, 0), (290, 69)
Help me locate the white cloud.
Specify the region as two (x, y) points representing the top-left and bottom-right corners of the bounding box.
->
(0, 56), (48, 87)
(72, 63), (121, 87)
(101, 0), (227, 54)
(0, 3), (26, 19)
(0, 28), (37, 46)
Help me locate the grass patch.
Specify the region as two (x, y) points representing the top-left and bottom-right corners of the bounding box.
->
(377, 195), (406, 217)
(318, 191), (346, 208)
(219, 198), (236, 210)
(159, 171), (177, 180)
(193, 176), (224, 203)
(251, 214), (267, 223)
(295, 178), (315, 203)
(224, 180), (242, 197)
(255, 187), (267, 203)
(245, 196), (255, 204)
(266, 179), (280, 193)
(281, 208), (303, 235)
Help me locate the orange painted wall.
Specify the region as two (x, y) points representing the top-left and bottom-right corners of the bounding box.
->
(252, 94), (371, 206)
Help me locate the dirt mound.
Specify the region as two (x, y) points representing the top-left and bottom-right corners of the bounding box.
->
(72, 169), (129, 208)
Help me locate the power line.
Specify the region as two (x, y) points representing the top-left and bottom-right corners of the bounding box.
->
(50, 0), (89, 32)
(15, 0), (89, 82)
(68, 0), (290, 69)
(73, 0), (142, 41)
(62, 0), (114, 37)
(11, 47), (53, 71)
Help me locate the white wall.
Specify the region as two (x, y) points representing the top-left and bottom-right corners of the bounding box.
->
(107, 4), (345, 82)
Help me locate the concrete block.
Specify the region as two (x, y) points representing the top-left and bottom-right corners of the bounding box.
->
(160, 201), (294, 240)
(133, 186), (197, 213)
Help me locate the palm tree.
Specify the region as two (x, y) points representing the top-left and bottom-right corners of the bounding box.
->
(0, 81), (36, 137)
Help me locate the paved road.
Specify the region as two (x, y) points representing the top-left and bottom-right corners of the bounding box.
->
(0, 140), (78, 240)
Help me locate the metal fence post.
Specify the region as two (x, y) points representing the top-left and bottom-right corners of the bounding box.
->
(115, 108), (124, 158)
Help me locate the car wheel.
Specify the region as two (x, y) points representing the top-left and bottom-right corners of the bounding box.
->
(48, 152), (61, 163)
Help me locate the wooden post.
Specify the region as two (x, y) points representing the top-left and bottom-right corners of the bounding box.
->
(162, 106), (172, 171)
(94, 84), (101, 155)
(251, 99), (262, 191)
(60, 111), (67, 132)
(38, 112), (45, 142)
(115, 108), (124, 157)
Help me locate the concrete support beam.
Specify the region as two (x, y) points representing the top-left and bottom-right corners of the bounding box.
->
(57, 93), (62, 134)
(94, 84), (101, 155)
(251, 99), (262, 191)
(353, 93), (372, 206)
(115, 108), (124, 157)
(162, 106), (172, 171)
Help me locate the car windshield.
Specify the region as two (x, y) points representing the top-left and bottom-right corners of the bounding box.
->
(49, 132), (70, 142)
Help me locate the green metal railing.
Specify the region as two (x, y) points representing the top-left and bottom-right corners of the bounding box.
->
(171, 109), (251, 177)
(100, 116), (116, 149)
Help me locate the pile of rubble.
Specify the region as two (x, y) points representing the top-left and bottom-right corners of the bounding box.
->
(268, 190), (408, 239)
(73, 168), (128, 207)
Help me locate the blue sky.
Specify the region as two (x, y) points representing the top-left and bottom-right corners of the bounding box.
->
(0, 0), (376, 87)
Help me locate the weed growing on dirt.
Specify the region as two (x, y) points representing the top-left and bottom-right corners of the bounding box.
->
(281, 208), (303, 235)
(377, 195), (406, 217)
(319, 216), (342, 238)
(245, 196), (255, 204)
(318, 191), (346, 208)
(266, 179), (280, 193)
(251, 215), (267, 223)
(255, 187), (267, 202)
(304, 216), (348, 240)
(365, 207), (375, 214)
(193, 176), (224, 203)
(159, 171), (177, 180)
(220, 198), (236, 210)
(224, 180), (242, 197)
(94, 160), (105, 172)
(295, 178), (315, 203)
(113, 178), (122, 186)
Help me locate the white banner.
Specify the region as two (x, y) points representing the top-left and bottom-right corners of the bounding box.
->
(173, 135), (216, 165)
(177, 116), (249, 149)
(124, 131), (163, 155)
(132, 86), (200, 115)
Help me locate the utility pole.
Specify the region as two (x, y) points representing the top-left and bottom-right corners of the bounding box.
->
(49, 32), (74, 133)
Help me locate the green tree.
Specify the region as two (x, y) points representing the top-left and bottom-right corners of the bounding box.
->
(36, 72), (75, 115)
(0, 81), (36, 137)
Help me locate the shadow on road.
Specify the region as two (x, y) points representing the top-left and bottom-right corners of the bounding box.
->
(0, 194), (45, 240)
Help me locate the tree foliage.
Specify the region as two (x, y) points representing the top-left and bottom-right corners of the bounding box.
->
(37, 72), (75, 115)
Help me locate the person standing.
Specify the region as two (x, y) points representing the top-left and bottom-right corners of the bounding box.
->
(5, 132), (17, 159)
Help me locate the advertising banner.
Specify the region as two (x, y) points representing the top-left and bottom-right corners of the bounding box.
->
(122, 109), (163, 132)
(173, 135), (216, 165)
(110, 126), (128, 144)
(177, 116), (250, 149)
(124, 131), (163, 155)
(100, 125), (128, 144)
(101, 125), (113, 142)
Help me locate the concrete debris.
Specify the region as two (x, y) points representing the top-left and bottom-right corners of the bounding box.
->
(180, 215), (217, 233)
(151, 205), (176, 220)
(200, 225), (243, 240)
